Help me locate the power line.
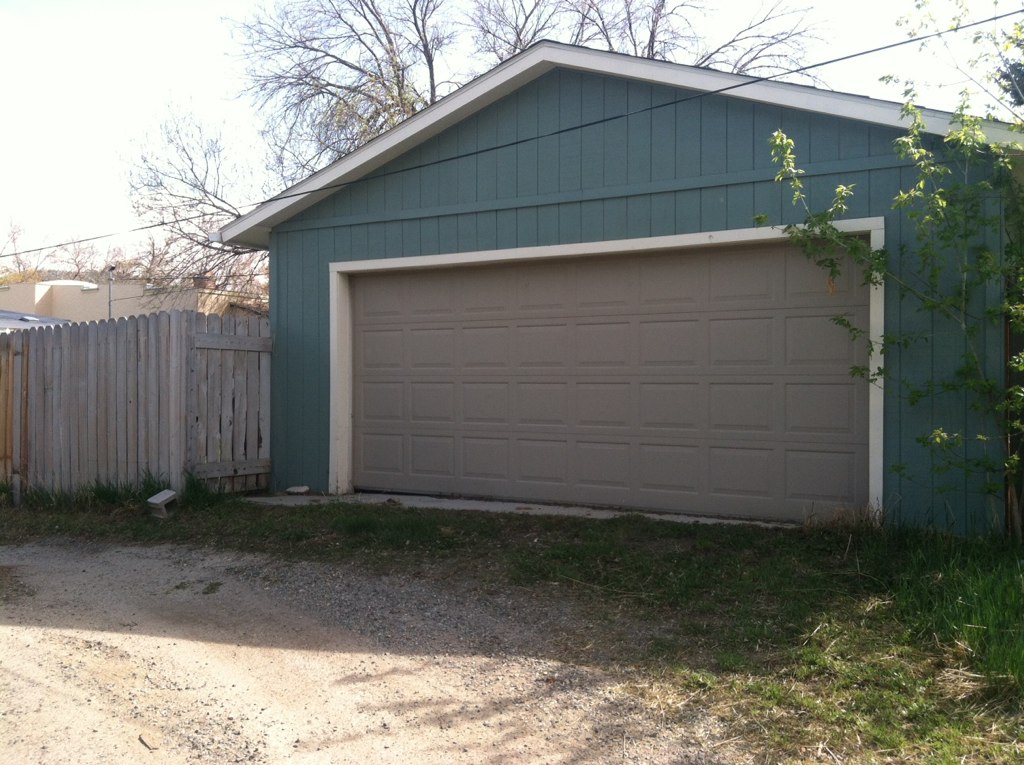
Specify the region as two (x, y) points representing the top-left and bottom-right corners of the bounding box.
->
(5, 7), (1022, 262)
(2, 215), (225, 260)
(271, 8), (1024, 197)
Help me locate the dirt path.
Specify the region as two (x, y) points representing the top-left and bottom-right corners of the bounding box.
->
(0, 543), (725, 764)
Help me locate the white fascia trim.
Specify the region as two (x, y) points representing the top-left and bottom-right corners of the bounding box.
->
(328, 218), (883, 274)
(867, 225), (886, 515)
(328, 271), (353, 494)
(220, 41), (996, 249)
(328, 217), (886, 511)
(540, 45), (1002, 141)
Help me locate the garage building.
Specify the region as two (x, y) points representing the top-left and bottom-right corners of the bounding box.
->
(217, 42), (1009, 529)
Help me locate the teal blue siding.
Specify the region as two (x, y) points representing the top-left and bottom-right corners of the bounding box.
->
(726, 100), (754, 172)
(676, 189), (701, 232)
(651, 192), (675, 236)
(702, 97), (728, 175)
(269, 67), (1004, 532)
(753, 104), (783, 168)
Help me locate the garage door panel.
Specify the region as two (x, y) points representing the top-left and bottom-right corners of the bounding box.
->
(708, 446), (776, 499)
(577, 383), (631, 427)
(576, 322), (632, 367)
(359, 433), (405, 475)
(463, 382), (510, 423)
(516, 439), (569, 483)
(351, 245), (869, 521)
(463, 437), (510, 480)
(407, 271), (458, 316)
(576, 441), (632, 488)
(462, 268), (514, 314)
(785, 449), (858, 503)
(785, 314), (859, 366)
(356, 274), (406, 318)
(639, 383), (702, 429)
(409, 328), (455, 368)
(410, 435), (455, 477)
(516, 382), (569, 425)
(639, 256), (705, 307)
(638, 443), (702, 493)
(360, 329), (404, 368)
(577, 260), (637, 308)
(516, 324), (569, 367)
(785, 382), (859, 435)
(709, 383), (774, 432)
(462, 326), (511, 367)
(784, 249), (869, 303)
(361, 382), (405, 422)
(516, 263), (571, 310)
(410, 382), (455, 423)
(639, 320), (702, 366)
(709, 318), (774, 366)
(709, 250), (777, 303)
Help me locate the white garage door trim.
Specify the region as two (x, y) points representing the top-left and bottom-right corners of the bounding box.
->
(328, 219), (885, 514)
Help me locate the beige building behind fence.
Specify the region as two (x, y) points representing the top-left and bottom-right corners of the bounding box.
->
(0, 279), (265, 323)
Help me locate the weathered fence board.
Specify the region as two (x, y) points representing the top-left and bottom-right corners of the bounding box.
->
(0, 310), (271, 497)
(11, 331), (25, 503)
(0, 332), (12, 478)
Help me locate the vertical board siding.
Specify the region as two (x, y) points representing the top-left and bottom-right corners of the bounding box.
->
(268, 68), (1004, 531)
(0, 310), (272, 497)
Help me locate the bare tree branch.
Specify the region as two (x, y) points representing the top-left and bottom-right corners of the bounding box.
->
(126, 0), (817, 301)
(129, 113), (268, 297)
(470, 0), (565, 62)
(691, 1), (815, 77)
(0, 222), (50, 282)
(470, 0), (816, 77)
(240, 0), (456, 183)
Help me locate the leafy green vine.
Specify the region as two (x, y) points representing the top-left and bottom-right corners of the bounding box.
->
(763, 99), (1024, 538)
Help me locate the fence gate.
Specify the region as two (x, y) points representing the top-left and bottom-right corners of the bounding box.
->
(0, 310), (271, 500)
(187, 313), (272, 491)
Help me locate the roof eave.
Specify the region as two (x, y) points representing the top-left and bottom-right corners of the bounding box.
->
(216, 41), (1018, 249)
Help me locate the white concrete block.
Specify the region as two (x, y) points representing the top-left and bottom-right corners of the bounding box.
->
(147, 489), (177, 518)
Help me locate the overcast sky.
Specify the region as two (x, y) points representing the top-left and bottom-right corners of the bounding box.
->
(0, 0), (1015, 257)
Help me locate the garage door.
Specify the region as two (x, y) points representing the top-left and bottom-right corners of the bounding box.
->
(350, 244), (869, 521)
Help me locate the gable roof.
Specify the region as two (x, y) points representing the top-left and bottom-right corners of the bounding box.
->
(215, 41), (1016, 249)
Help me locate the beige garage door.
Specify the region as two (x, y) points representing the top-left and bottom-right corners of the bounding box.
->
(351, 244), (869, 521)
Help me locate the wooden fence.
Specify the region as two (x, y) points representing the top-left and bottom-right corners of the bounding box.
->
(0, 310), (271, 500)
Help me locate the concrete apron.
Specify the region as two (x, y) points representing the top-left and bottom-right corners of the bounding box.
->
(246, 492), (792, 528)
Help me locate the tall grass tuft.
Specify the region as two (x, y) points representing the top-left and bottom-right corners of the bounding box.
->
(180, 473), (230, 510)
(856, 528), (1024, 695)
(8, 472), (222, 514)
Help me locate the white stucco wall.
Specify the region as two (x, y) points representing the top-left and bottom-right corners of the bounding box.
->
(0, 281), (256, 322)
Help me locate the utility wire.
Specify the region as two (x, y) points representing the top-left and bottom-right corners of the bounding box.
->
(5, 7), (1023, 261)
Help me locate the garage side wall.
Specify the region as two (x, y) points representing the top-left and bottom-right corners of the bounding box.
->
(269, 68), (1003, 532)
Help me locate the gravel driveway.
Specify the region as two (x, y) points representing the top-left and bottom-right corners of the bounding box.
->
(0, 542), (726, 764)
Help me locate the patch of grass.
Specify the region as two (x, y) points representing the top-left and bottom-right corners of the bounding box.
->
(866, 530), (1024, 693)
(181, 473), (233, 510)
(0, 498), (1022, 762)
